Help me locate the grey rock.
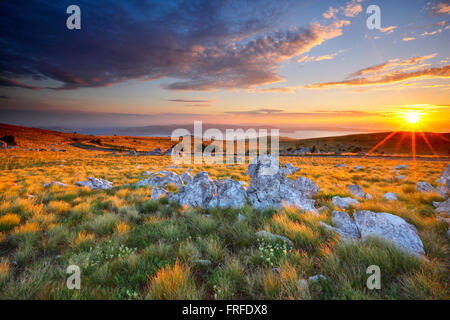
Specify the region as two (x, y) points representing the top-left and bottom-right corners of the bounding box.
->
(436, 186), (448, 198)
(365, 193), (373, 200)
(335, 163), (348, 168)
(171, 172), (217, 208)
(43, 181), (68, 188)
(353, 165), (364, 170)
(383, 192), (398, 201)
(211, 179), (247, 208)
(332, 196), (360, 209)
(331, 211), (360, 239)
(396, 175), (406, 181)
(180, 172), (193, 184)
(435, 199), (450, 214)
(348, 184), (366, 198)
(436, 216), (450, 225)
(151, 187), (171, 200)
(439, 164), (450, 182)
(394, 165), (409, 170)
(354, 210), (425, 256)
(146, 147), (162, 155)
(75, 177), (113, 190)
(246, 155), (317, 212)
(416, 182), (436, 193)
(142, 170), (153, 176)
(291, 147), (311, 155)
(294, 176), (320, 198)
(283, 163), (300, 175)
(136, 171), (183, 187)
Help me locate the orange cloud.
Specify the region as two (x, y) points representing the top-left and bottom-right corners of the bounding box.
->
(304, 65), (450, 89)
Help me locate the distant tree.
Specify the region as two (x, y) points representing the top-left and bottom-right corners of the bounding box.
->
(352, 146), (362, 153)
(311, 145), (317, 153)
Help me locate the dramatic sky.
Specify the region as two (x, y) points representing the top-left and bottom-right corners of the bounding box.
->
(0, 0), (449, 136)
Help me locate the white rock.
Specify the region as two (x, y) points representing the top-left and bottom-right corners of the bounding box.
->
(211, 179), (247, 208)
(435, 199), (450, 214)
(416, 182), (435, 193)
(136, 171), (183, 187)
(383, 192), (398, 201)
(44, 181), (68, 188)
(151, 187), (171, 200)
(172, 171), (217, 208)
(75, 177), (113, 190)
(332, 196), (360, 209)
(180, 172), (193, 184)
(348, 184), (365, 198)
(331, 210), (360, 240)
(246, 155), (317, 212)
(283, 163), (300, 175)
(354, 210), (425, 256)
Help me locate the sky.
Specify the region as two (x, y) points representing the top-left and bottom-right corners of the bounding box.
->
(0, 0), (449, 137)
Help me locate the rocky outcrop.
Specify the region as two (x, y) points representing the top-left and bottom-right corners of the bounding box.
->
(246, 155), (317, 212)
(180, 172), (193, 184)
(136, 171), (183, 187)
(211, 179), (247, 208)
(332, 196), (360, 209)
(437, 164), (450, 184)
(75, 177), (113, 190)
(172, 172), (217, 208)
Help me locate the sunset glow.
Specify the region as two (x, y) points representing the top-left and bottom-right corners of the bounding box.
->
(404, 111), (422, 124)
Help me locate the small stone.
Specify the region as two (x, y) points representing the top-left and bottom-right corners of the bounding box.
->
(383, 192), (398, 201)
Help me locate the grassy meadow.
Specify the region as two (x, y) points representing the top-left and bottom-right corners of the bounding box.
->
(0, 147), (448, 300)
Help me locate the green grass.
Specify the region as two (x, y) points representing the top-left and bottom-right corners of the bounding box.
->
(0, 150), (448, 299)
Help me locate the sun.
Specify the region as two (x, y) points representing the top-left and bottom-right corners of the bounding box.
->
(404, 111), (421, 124)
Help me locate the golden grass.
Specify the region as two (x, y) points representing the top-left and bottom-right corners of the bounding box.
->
(0, 213), (21, 231)
(147, 261), (204, 299)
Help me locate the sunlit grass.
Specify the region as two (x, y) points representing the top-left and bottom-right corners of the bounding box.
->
(0, 148), (448, 299)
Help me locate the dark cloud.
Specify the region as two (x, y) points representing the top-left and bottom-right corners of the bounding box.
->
(0, 0), (349, 91)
